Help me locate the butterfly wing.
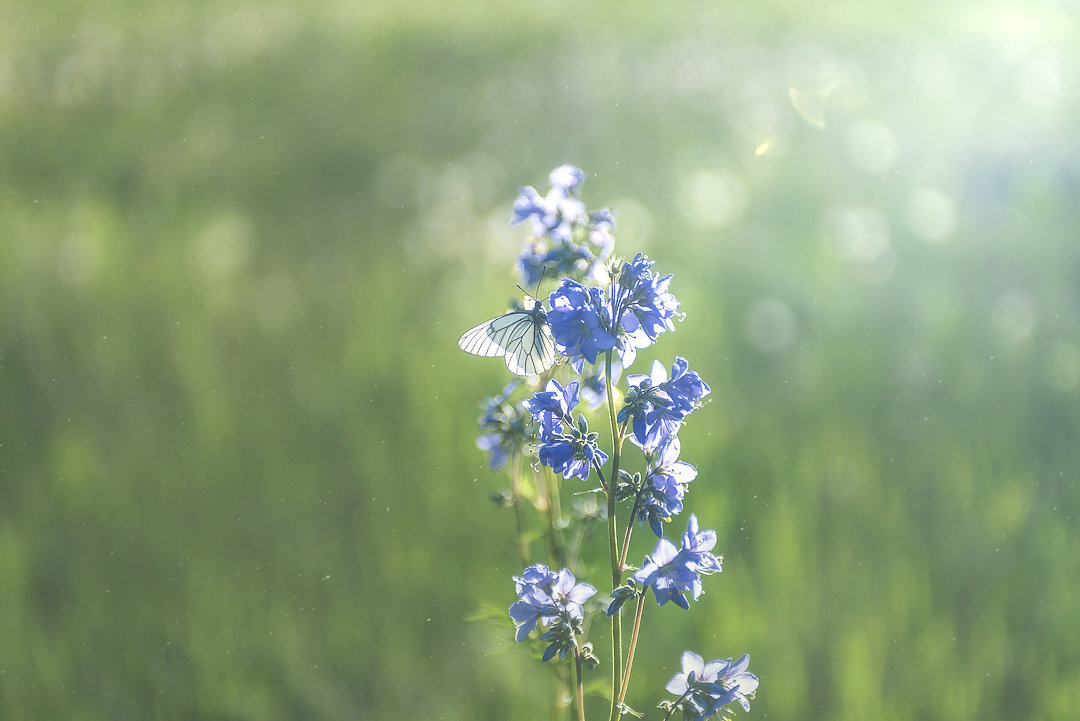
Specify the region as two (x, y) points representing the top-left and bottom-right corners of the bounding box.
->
(457, 314), (519, 357)
(458, 306), (556, 377)
(503, 319), (556, 376)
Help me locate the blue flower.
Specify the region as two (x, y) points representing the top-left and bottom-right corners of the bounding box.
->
(523, 379), (579, 441)
(616, 254), (681, 343)
(549, 164), (586, 192)
(633, 438), (697, 537)
(524, 380), (607, 480)
(547, 279), (618, 367)
(510, 167), (614, 289)
(514, 563), (559, 595)
(511, 178), (586, 243)
(633, 514), (722, 609)
(476, 383), (532, 470)
(587, 209), (616, 259)
(621, 357), (710, 450)
(666, 651), (759, 720)
(632, 537), (693, 609)
(536, 414), (609, 481)
(587, 253), (682, 366)
(517, 241), (596, 291)
(510, 564), (596, 648)
(516, 241), (549, 290)
(510, 586), (559, 643)
(679, 513), (724, 576)
(662, 356), (711, 417)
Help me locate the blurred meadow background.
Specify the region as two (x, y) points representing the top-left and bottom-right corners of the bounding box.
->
(2, 0), (1079, 719)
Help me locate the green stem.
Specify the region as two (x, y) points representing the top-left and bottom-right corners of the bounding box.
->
(616, 421), (637, 570)
(574, 644), (586, 721)
(536, 465), (566, 569)
(617, 592), (647, 706)
(604, 350), (625, 721)
(510, 451), (530, 564)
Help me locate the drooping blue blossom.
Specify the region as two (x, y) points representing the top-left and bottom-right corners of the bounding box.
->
(476, 382), (532, 470)
(511, 170), (586, 244)
(549, 163), (586, 192)
(632, 537), (694, 609)
(620, 357), (711, 450)
(587, 208), (616, 260)
(510, 564), (596, 661)
(612, 253), (681, 351)
(633, 514), (722, 609)
(627, 437), (698, 537)
(547, 279), (618, 368)
(661, 356), (712, 418)
(514, 563), (560, 595)
(523, 379), (579, 441)
(523, 380), (607, 480)
(517, 241), (596, 291)
(536, 414), (609, 481)
(516, 241), (550, 290)
(678, 513), (724, 574)
(666, 651), (759, 720)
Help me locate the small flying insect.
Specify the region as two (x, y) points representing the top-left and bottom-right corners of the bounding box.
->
(458, 292), (556, 377)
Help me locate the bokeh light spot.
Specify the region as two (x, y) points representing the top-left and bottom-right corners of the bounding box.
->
(195, 213), (254, 280)
(606, 196), (655, 251)
(905, 188), (958, 243)
(675, 169), (748, 230)
(823, 206), (895, 282)
(847, 119), (899, 175)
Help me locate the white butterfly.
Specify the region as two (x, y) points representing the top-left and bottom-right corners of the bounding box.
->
(458, 296), (556, 376)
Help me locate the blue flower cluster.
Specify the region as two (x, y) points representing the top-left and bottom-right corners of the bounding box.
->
(633, 514), (723, 609)
(545, 253), (683, 372)
(620, 357), (711, 451)
(511, 164), (614, 288)
(523, 380), (609, 481)
(476, 382), (532, 470)
(510, 564), (597, 662)
(464, 165), (757, 717)
(620, 438), (697, 537)
(548, 280), (618, 368)
(665, 651), (759, 721)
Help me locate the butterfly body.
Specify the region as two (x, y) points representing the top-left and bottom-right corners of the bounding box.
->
(458, 297), (556, 376)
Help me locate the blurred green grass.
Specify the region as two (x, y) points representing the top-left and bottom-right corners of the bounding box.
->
(2, 1), (1079, 719)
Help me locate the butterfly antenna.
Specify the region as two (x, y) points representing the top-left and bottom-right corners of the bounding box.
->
(517, 266), (549, 302)
(533, 265), (548, 297)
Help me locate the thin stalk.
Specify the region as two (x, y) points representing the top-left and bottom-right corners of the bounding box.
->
(617, 593), (647, 706)
(592, 458), (608, 492)
(618, 507), (636, 572)
(662, 693), (692, 721)
(510, 451), (530, 564)
(604, 350), (625, 721)
(545, 467), (566, 569)
(574, 645), (586, 721)
(535, 465), (566, 569)
(616, 433), (639, 571)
